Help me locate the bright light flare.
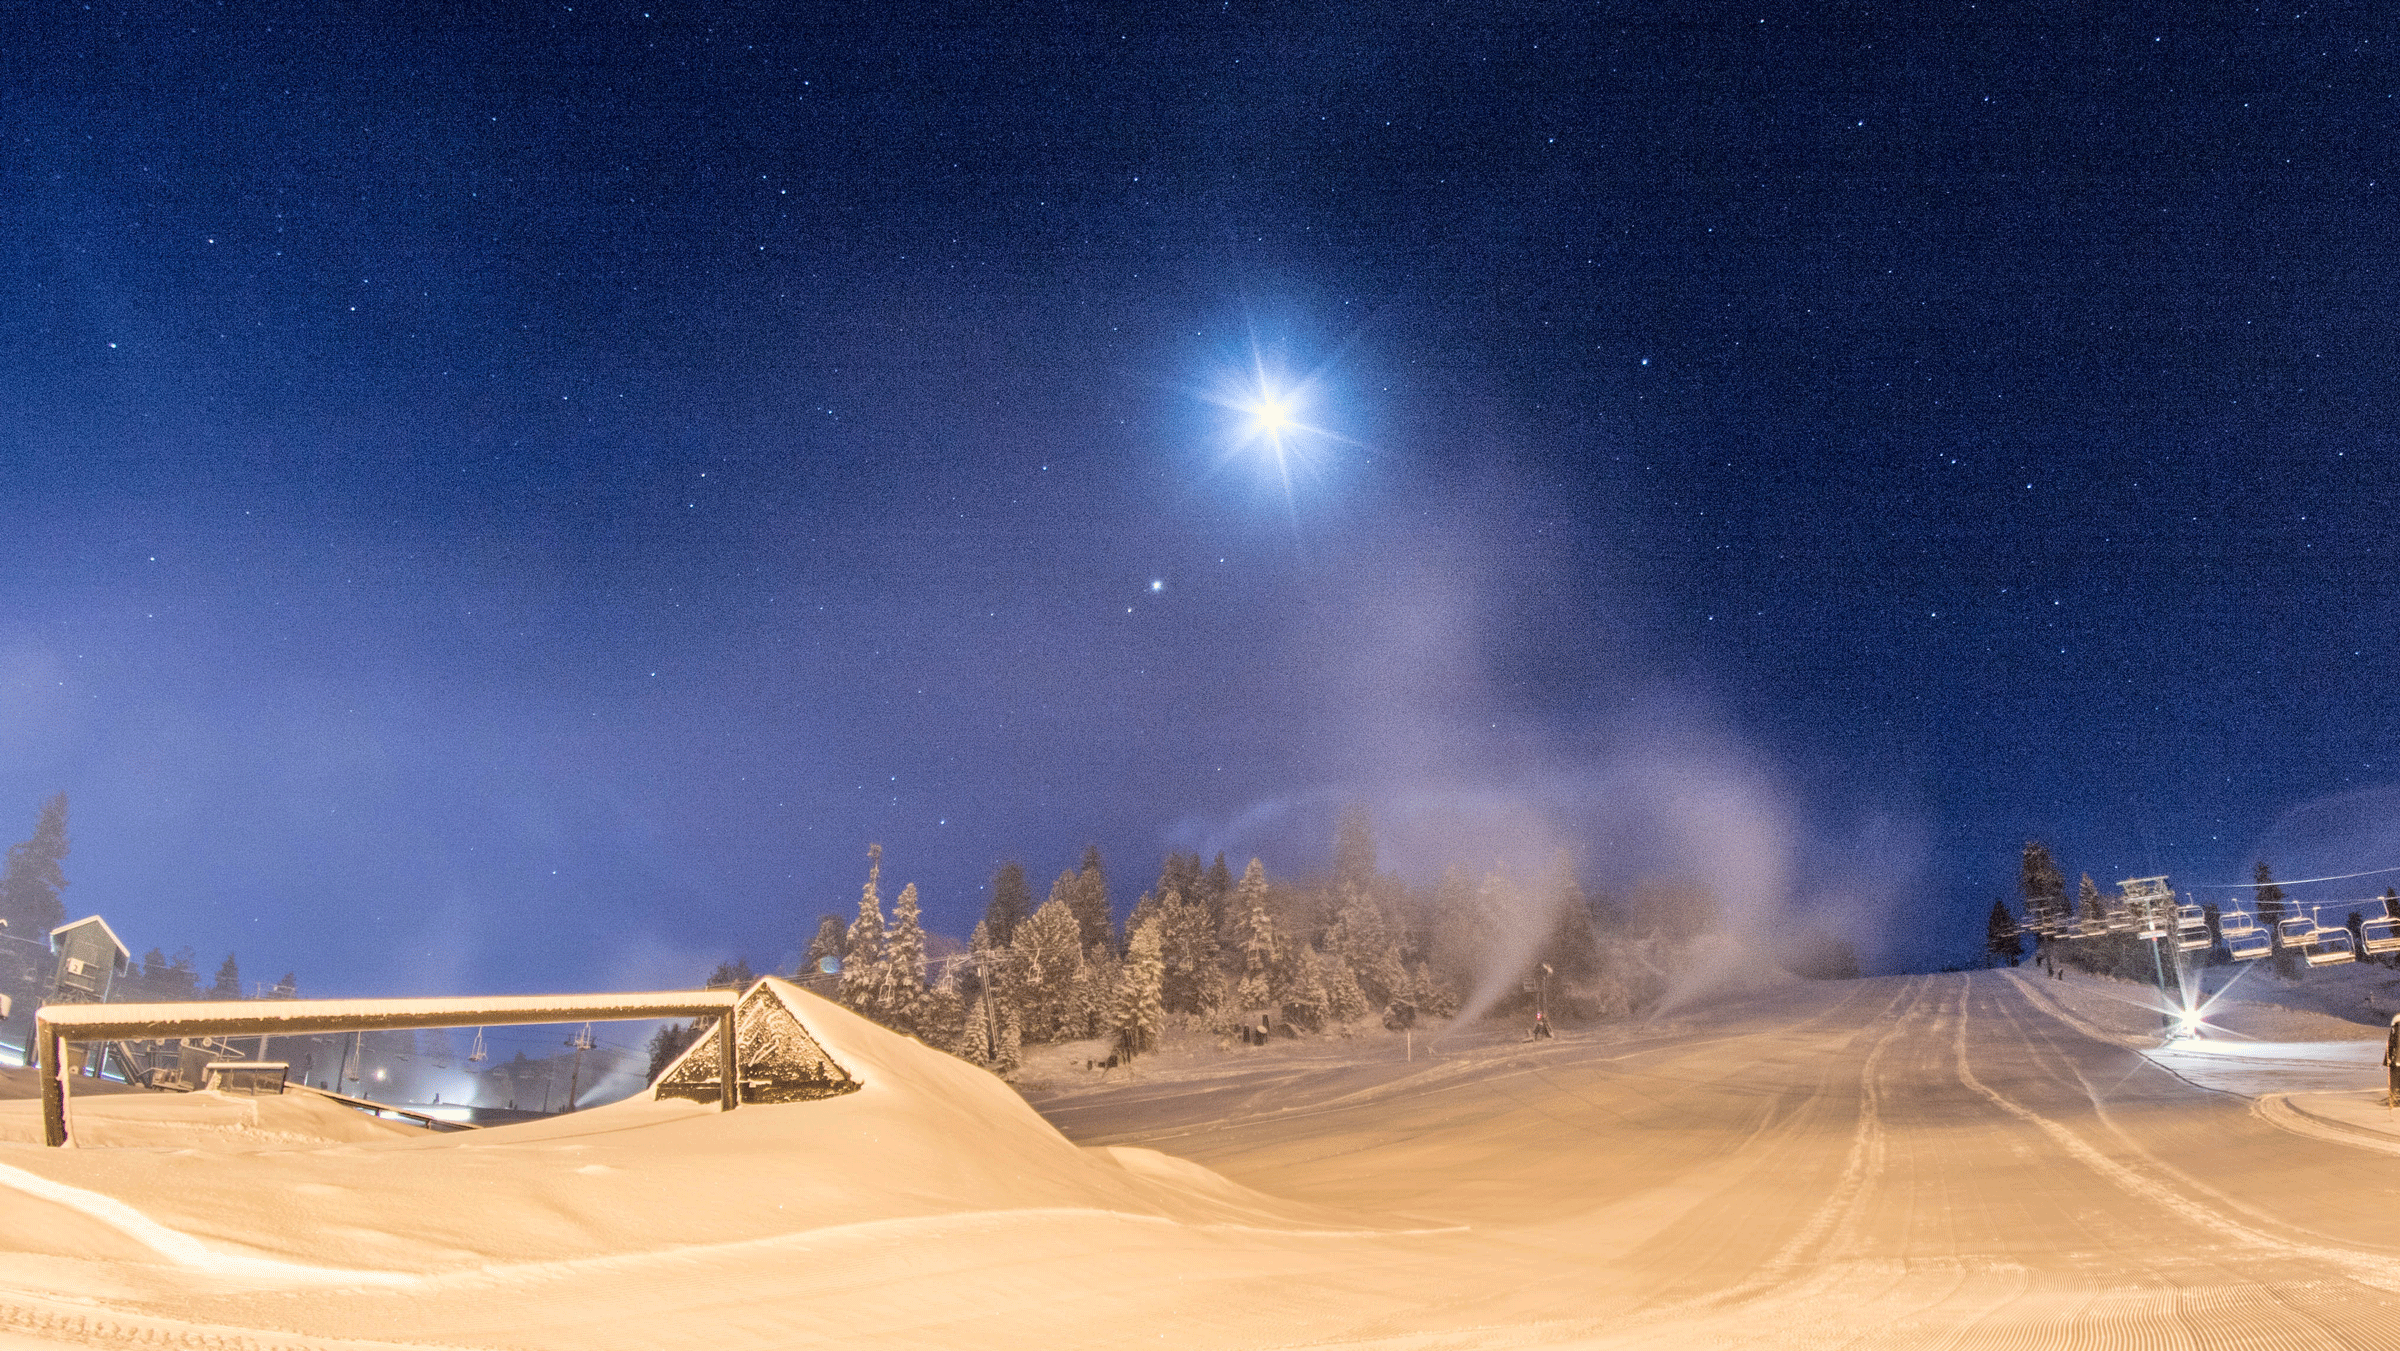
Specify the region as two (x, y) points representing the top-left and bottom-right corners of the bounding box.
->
(1245, 389), (1299, 443)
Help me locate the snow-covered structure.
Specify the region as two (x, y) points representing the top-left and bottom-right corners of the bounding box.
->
(652, 977), (860, 1105)
(46, 914), (129, 1005)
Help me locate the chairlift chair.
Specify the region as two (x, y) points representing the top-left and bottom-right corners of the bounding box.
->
(2276, 914), (2317, 951)
(2362, 912), (2400, 956)
(2221, 909), (2272, 960)
(2303, 914), (2357, 968)
(2104, 903), (2136, 934)
(468, 1028), (488, 1064)
(2174, 902), (2213, 952)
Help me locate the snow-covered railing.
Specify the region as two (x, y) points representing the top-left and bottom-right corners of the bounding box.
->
(35, 988), (742, 1146)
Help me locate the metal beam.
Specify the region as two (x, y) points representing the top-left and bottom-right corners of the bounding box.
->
(36, 988), (744, 1146)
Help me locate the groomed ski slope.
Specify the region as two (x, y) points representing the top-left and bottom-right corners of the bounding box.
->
(0, 972), (2396, 1348)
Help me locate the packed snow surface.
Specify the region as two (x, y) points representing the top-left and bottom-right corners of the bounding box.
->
(3, 972), (2400, 1347)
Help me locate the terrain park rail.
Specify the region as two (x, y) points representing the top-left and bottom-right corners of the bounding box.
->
(34, 989), (743, 1146)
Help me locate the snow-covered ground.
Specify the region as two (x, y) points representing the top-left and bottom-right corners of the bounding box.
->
(3, 971), (2400, 1347)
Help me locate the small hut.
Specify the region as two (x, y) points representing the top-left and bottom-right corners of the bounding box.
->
(47, 916), (130, 1006)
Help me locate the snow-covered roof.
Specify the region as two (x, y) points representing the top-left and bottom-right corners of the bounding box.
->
(48, 914), (129, 963)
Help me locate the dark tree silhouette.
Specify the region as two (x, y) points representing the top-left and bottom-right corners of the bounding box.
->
(1985, 899), (2023, 967)
(0, 793), (69, 935)
(984, 861), (1033, 947)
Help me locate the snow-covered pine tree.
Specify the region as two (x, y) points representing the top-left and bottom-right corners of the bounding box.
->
(958, 990), (996, 1064)
(1113, 916), (1165, 1056)
(921, 955), (964, 1048)
(1071, 945), (1121, 1039)
(1322, 947), (1372, 1026)
(0, 792), (69, 936)
(1068, 844), (1113, 954)
(1011, 896), (1084, 1041)
(1409, 961), (1459, 1018)
(994, 995), (1023, 1077)
(212, 953), (241, 999)
(1325, 884), (1412, 1012)
(842, 845), (889, 1015)
(1280, 944), (1332, 1030)
(1233, 858), (1279, 1011)
(881, 881), (930, 1032)
(1157, 887), (1221, 1014)
(801, 914), (847, 976)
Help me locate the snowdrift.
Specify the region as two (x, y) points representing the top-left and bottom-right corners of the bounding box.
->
(0, 979), (1371, 1296)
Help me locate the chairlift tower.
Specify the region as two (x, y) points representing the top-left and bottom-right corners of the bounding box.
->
(563, 1023), (596, 1112)
(2117, 877), (2179, 1014)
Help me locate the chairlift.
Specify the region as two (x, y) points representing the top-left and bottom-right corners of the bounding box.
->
(2363, 909), (2400, 956)
(2104, 904), (2136, 934)
(468, 1028), (488, 1064)
(2276, 913), (2317, 951)
(2174, 902), (2213, 952)
(2221, 908), (2271, 961)
(2303, 911), (2357, 968)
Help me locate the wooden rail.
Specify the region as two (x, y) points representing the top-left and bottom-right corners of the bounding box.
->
(35, 989), (742, 1146)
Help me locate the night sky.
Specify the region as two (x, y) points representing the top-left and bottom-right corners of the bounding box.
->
(7, 2), (2399, 994)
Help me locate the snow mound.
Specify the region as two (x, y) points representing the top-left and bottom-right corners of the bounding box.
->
(0, 978), (1375, 1299)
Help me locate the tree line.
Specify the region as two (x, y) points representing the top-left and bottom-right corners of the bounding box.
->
(693, 808), (1851, 1079)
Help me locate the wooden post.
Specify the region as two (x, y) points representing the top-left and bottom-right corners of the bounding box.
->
(38, 1024), (67, 1148)
(716, 1008), (738, 1111)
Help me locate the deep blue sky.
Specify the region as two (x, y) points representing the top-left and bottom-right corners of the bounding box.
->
(6, 1), (2398, 992)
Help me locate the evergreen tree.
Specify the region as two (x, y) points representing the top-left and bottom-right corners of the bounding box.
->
(1063, 844), (1114, 954)
(645, 1021), (705, 1081)
(985, 861), (1033, 947)
(842, 845), (889, 1013)
(1068, 946), (1120, 1039)
(1321, 947), (1372, 1026)
(801, 915), (846, 975)
(958, 991), (996, 1064)
(1233, 858), (1279, 1010)
(1985, 899), (2023, 967)
(2019, 840), (2066, 945)
(1199, 853), (1234, 931)
(881, 882), (930, 1032)
(993, 993), (1023, 1076)
(1154, 852), (1204, 918)
(0, 793), (69, 936)
(706, 958), (756, 989)
(921, 958), (965, 1049)
(1112, 917), (1166, 1056)
(1155, 888), (1222, 1015)
(1012, 896), (1085, 1041)
(212, 953), (241, 999)
(1280, 944), (1332, 1031)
